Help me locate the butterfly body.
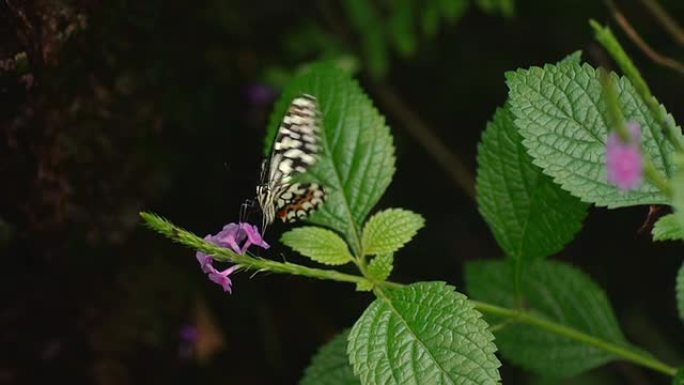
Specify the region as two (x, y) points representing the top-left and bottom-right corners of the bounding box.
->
(256, 94), (325, 229)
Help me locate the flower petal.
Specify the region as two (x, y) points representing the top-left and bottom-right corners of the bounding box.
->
(606, 122), (643, 191)
(195, 221), (267, 293)
(240, 223), (270, 250)
(208, 272), (233, 293)
(196, 252), (215, 273)
(196, 236), (217, 273)
(217, 264), (240, 276)
(214, 223), (244, 254)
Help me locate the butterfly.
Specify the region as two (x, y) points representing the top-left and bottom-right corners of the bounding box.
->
(255, 93), (326, 231)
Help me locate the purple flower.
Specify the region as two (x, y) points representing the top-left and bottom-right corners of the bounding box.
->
(195, 222), (269, 293)
(179, 324), (199, 343)
(245, 84), (278, 107)
(208, 265), (240, 293)
(213, 222), (270, 254)
(606, 121), (643, 191)
(178, 324), (199, 360)
(196, 237), (215, 273)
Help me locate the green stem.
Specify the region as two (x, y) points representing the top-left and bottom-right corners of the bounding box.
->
(471, 300), (677, 377)
(643, 157), (672, 195)
(639, 0), (684, 46)
(140, 212), (371, 286)
(599, 69), (627, 141)
(142, 212), (677, 378)
(487, 319), (515, 333)
(590, 19), (684, 154)
(248, 258), (369, 285)
(376, 280), (404, 289)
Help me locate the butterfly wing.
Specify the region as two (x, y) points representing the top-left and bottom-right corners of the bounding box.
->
(275, 182), (326, 223)
(257, 94), (325, 226)
(266, 94), (322, 185)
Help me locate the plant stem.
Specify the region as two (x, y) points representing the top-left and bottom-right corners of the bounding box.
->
(605, 0), (684, 75)
(140, 212), (371, 286)
(599, 69), (627, 140)
(376, 280), (404, 289)
(639, 0), (684, 46)
(590, 20), (684, 154)
(252, 258), (370, 285)
(370, 82), (477, 200)
(471, 300), (678, 377)
(643, 157), (672, 195)
(142, 212), (677, 378)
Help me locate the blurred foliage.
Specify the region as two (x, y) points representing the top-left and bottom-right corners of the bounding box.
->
(266, 0), (514, 83)
(341, 0), (513, 76)
(476, 0), (514, 17)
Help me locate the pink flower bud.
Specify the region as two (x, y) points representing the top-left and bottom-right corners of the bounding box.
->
(606, 121), (643, 191)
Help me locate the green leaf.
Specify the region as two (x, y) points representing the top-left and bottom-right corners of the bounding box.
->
(421, 4), (440, 37)
(672, 155), (684, 242)
(475, 0), (514, 17)
(367, 253), (394, 281)
(343, 0), (388, 77)
(652, 214), (684, 241)
(677, 262), (684, 324)
(559, 50), (582, 65)
(466, 259), (629, 377)
(361, 208), (424, 256)
(281, 227), (353, 266)
(284, 23), (344, 59)
(420, 0), (469, 38)
(355, 280), (374, 292)
(674, 366), (684, 385)
(477, 106), (589, 260)
(388, 0), (416, 57)
(300, 329), (360, 385)
(506, 61), (679, 208)
(266, 64), (395, 254)
(348, 282), (501, 385)
(439, 0), (469, 22)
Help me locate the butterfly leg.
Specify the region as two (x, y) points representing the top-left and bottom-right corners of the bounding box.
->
(239, 199), (257, 223)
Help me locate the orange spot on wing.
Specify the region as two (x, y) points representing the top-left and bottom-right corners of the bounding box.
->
(277, 189), (317, 221)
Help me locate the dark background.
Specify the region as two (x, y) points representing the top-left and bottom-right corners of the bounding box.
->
(2, 0), (684, 384)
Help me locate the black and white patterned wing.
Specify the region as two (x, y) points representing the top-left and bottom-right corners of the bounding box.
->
(275, 182), (326, 223)
(256, 94), (325, 227)
(265, 94), (322, 185)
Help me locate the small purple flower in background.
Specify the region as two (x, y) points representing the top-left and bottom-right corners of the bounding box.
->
(195, 222), (269, 293)
(606, 121), (643, 191)
(180, 324), (199, 342)
(245, 83), (278, 107)
(178, 324), (199, 360)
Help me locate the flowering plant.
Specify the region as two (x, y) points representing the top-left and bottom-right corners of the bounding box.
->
(142, 21), (684, 385)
